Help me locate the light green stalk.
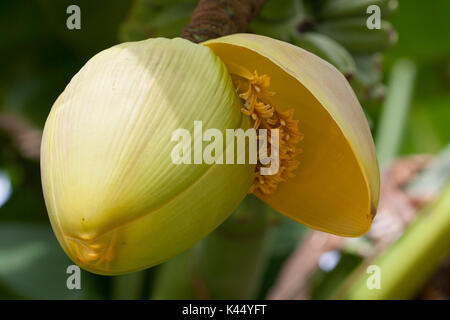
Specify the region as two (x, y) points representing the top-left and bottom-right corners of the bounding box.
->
(376, 59), (416, 167)
(112, 271), (146, 300)
(342, 183), (450, 300)
(150, 195), (276, 299)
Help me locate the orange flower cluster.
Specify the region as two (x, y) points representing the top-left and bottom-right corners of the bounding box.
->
(237, 71), (303, 195)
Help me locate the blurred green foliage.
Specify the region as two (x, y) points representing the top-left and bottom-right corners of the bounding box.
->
(381, 1), (450, 154)
(0, 223), (106, 299)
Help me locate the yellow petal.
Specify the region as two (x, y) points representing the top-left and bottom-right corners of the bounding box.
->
(204, 34), (379, 237)
(41, 38), (254, 274)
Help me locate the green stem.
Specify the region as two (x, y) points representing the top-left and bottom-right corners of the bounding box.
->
(341, 183), (450, 300)
(111, 271), (146, 300)
(375, 59), (416, 168)
(150, 195), (276, 299)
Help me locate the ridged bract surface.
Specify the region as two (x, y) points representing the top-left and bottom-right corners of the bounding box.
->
(41, 38), (254, 274)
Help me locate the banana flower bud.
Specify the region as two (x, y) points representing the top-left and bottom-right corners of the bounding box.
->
(41, 34), (379, 275)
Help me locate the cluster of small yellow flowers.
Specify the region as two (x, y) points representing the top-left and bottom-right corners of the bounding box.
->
(234, 70), (303, 195)
(65, 231), (118, 269)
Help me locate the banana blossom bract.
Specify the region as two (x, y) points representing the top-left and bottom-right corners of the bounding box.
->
(41, 34), (379, 275)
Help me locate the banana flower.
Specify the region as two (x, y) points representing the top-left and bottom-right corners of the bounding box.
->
(41, 34), (379, 275)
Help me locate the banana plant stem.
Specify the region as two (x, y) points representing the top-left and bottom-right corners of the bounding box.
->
(151, 195), (276, 299)
(111, 270), (146, 300)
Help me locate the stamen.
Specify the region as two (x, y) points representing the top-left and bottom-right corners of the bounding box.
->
(230, 66), (303, 196)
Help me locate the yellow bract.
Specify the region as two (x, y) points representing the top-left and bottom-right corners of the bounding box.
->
(204, 34), (379, 237)
(41, 38), (254, 275)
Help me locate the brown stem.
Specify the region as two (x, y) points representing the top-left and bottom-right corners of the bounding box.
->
(0, 113), (42, 161)
(182, 0), (266, 43)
